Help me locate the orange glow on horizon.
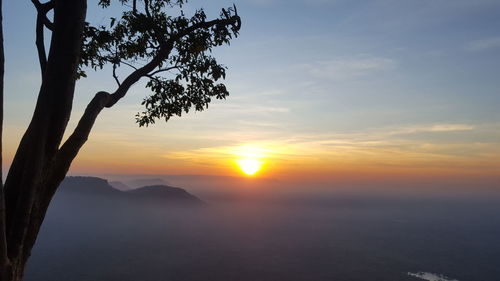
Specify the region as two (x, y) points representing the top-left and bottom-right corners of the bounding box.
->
(39, 134), (499, 185)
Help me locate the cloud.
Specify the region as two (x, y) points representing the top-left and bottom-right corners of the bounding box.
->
(287, 122), (496, 160)
(426, 124), (474, 132)
(466, 37), (500, 51)
(211, 103), (291, 114)
(306, 55), (397, 81)
(153, 121), (500, 176)
(241, 0), (341, 7)
(237, 120), (282, 128)
(240, 0), (280, 7)
(408, 272), (458, 281)
(388, 124), (475, 135)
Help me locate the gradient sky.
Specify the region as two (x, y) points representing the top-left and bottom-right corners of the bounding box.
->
(3, 0), (500, 186)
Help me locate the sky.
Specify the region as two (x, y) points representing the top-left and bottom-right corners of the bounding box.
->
(2, 0), (500, 188)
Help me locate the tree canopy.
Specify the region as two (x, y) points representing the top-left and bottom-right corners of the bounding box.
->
(82, 0), (241, 125)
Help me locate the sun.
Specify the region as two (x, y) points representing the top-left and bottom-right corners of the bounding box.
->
(237, 158), (263, 176)
(232, 145), (270, 176)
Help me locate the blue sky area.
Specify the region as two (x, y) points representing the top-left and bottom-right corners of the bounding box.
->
(2, 0), (500, 181)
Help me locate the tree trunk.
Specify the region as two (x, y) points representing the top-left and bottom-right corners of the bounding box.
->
(1, 0), (87, 280)
(0, 0), (9, 278)
(0, 0), (8, 276)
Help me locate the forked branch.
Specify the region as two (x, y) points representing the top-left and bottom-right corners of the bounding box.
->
(31, 0), (55, 74)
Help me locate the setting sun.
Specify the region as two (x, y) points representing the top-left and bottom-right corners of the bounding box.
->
(237, 158), (263, 176)
(232, 145), (269, 176)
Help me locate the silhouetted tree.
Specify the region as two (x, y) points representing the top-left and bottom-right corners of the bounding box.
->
(0, 0), (241, 280)
(0, 0), (6, 278)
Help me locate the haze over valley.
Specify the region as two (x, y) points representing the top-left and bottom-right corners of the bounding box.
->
(24, 176), (500, 281)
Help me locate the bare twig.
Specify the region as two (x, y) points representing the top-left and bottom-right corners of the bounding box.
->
(119, 60), (139, 70)
(149, 65), (179, 76)
(112, 63), (121, 86)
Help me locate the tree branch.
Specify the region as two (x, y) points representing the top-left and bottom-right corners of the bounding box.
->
(178, 15), (241, 40)
(112, 63), (121, 86)
(51, 92), (112, 186)
(31, 0), (55, 74)
(144, 0), (151, 18)
(145, 74), (161, 83)
(106, 46), (172, 107)
(34, 13), (47, 74)
(106, 15), (241, 107)
(149, 65), (179, 76)
(39, 1), (55, 31)
(120, 60), (138, 70)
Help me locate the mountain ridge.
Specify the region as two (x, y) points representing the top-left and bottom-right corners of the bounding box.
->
(59, 176), (204, 206)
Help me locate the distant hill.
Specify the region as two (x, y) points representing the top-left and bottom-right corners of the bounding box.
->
(127, 185), (205, 205)
(60, 176), (121, 195)
(124, 178), (169, 188)
(109, 181), (132, 191)
(58, 176), (204, 206)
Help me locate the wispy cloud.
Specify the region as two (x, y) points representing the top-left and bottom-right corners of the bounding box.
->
(211, 103), (291, 114)
(237, 120), (283, 128)
(387, 124), (475, 135)
(159, 122), (499, 171)
(240, 0), (341, 7)
(408, 272), (458, 281)
(306, 55), (397, 81)
(466, 37), (500, 51)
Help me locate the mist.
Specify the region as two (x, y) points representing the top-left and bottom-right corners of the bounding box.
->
(23, 176), (500, 281)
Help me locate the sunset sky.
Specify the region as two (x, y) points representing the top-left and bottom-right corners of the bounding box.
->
(2, 0), (500, 186)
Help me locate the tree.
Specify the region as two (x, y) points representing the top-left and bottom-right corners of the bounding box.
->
(0, 0), (241, 280)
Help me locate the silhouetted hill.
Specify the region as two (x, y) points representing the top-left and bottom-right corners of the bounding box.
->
(60, 176), (121, 195)
(124, 178), (169, 188)
(127, 185), (205, 205)
(58, 176), (203, 206)
(109, 181), (132, 191)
